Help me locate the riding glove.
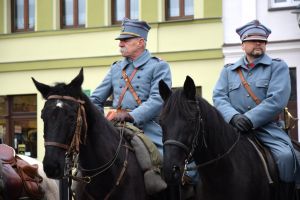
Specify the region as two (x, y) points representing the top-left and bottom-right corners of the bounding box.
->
(230, 114), (253, 132)
(113, 111), (134, 122)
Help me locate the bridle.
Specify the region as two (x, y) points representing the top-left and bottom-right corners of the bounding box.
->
(163, 100), (240, 185)
(45, 95), (87, 153)
(44, 95), (129, 200)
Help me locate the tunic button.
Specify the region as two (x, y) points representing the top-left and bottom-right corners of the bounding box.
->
(247, 94), (250, 97)
(136, 86), (139, 89)
(137, 76), (141, 79)
(247, 106), (251, 110)
(120, 86), (122, 88)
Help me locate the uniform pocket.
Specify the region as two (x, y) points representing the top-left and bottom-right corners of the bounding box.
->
(229, 82), (241, 92)
(255, 79), (269, 88)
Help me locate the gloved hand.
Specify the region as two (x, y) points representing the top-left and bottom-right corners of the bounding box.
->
(113, 111), (134, 122)
(230, 114), (253, 132)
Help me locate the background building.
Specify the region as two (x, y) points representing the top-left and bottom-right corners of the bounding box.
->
(0, 0), (223, 160)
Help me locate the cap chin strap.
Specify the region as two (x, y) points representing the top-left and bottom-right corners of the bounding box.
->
(120, 32), (141, 37)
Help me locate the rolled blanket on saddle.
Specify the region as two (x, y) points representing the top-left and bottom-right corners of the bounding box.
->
(115, 122), (167, 195)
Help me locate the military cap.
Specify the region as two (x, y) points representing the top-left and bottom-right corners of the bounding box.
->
(236, 20), (271, 42)
(115, 18), (151, 40)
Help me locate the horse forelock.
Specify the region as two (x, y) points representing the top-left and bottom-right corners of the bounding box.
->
(161, 89), (198, 121)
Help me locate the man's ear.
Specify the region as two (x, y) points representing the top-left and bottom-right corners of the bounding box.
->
(241, 42), (245, 51)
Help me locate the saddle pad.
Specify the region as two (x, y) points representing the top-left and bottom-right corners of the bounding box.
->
(0, 144), (16, 164)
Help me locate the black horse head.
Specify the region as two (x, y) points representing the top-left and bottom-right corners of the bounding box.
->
(159, 76), (201, 184)
(32, 69), (86, 179)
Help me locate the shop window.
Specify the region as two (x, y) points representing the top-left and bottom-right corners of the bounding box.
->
(112, 0), (139, 24)
(270, 0), (300, 9)
(60, 0), (86, 28)
(11, 0), (35, 32)
(166, 0), (194, 21)
(0, 95), (37, 158)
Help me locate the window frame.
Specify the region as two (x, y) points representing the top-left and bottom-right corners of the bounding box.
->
(165, 0), (194, 21)
(269, 0), (300, 9)
(0, 95), (37, 157)
(111, 0), (138, 25)
(11, 0), (35, 32)
(60, 0), (86, 29)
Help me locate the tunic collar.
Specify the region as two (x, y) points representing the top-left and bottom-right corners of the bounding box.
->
(231, 54), (272, 70)
(120, 50), (151, 69)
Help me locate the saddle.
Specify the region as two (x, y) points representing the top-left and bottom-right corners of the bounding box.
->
(0, 144), (44, 200)
(247, 135), (279, 185)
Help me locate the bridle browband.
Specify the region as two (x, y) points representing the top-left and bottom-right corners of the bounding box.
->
(163, 100), (240, 185)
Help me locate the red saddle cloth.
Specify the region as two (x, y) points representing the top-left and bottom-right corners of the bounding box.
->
(0, 144), (44, 200)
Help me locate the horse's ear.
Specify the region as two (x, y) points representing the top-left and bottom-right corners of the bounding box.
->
(32, 77), (51, 99)
(159, 80), (172, 101)
(183, 76), (196, 100)
(69, 68), (84, 89)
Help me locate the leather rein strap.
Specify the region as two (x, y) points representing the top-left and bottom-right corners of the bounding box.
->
(237, 68), (261, 105)
(117, 68), (142, 109)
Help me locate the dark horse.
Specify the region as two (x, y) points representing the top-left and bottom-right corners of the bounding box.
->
(158, 76), (277, 200)
(32, 68), (164, 200)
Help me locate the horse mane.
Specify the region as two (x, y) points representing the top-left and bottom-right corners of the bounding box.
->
(161, 88), (238, 155)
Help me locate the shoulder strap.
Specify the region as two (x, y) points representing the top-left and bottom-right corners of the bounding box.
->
(237, 68), (261, 105)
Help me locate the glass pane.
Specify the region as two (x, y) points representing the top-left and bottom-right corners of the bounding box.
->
(12, 95), (37, 113)
(169, 0), (180, 17)
(0, 119), (7, 144)
(78, 0), (86, 25)
(64, 0), (74, 26)
(0, 96), (7, 115)
(116, 0), (126, 21)
(130, 0), (139, 19)
(13, 119), (37, 158)
(15, 0), (24, 29)
(184, 0), (194, 16)
(274, 0), (286, 2)
(28, 0), (35, 29)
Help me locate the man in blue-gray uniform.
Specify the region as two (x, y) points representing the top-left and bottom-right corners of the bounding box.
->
(213, 20), (297, 199)
(90, 18), (172, 154)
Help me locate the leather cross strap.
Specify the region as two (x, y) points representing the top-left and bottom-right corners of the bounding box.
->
(117, 68), (141, 109)
(122, 69), (142, 105)
(237, 68), (261, 105)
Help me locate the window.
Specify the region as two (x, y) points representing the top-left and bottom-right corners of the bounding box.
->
(112, 0), (139, 24)
(11, 0), (35, 32)
(270, 0), (300, 8)
(166, 0), (194, 21)
(0, 95), (37, 158)
(60, 0), (86, 28)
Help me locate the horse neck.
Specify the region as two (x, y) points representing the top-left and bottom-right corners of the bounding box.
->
(195, 99), (238, 163)
(80, 100), (122, 166)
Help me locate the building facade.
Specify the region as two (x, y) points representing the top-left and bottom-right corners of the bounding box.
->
(0, 0), (223, 160)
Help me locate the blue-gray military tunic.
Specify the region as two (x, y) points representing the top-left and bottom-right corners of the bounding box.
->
(90, 50), (172, 153)
(213, 53), (298, 182)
